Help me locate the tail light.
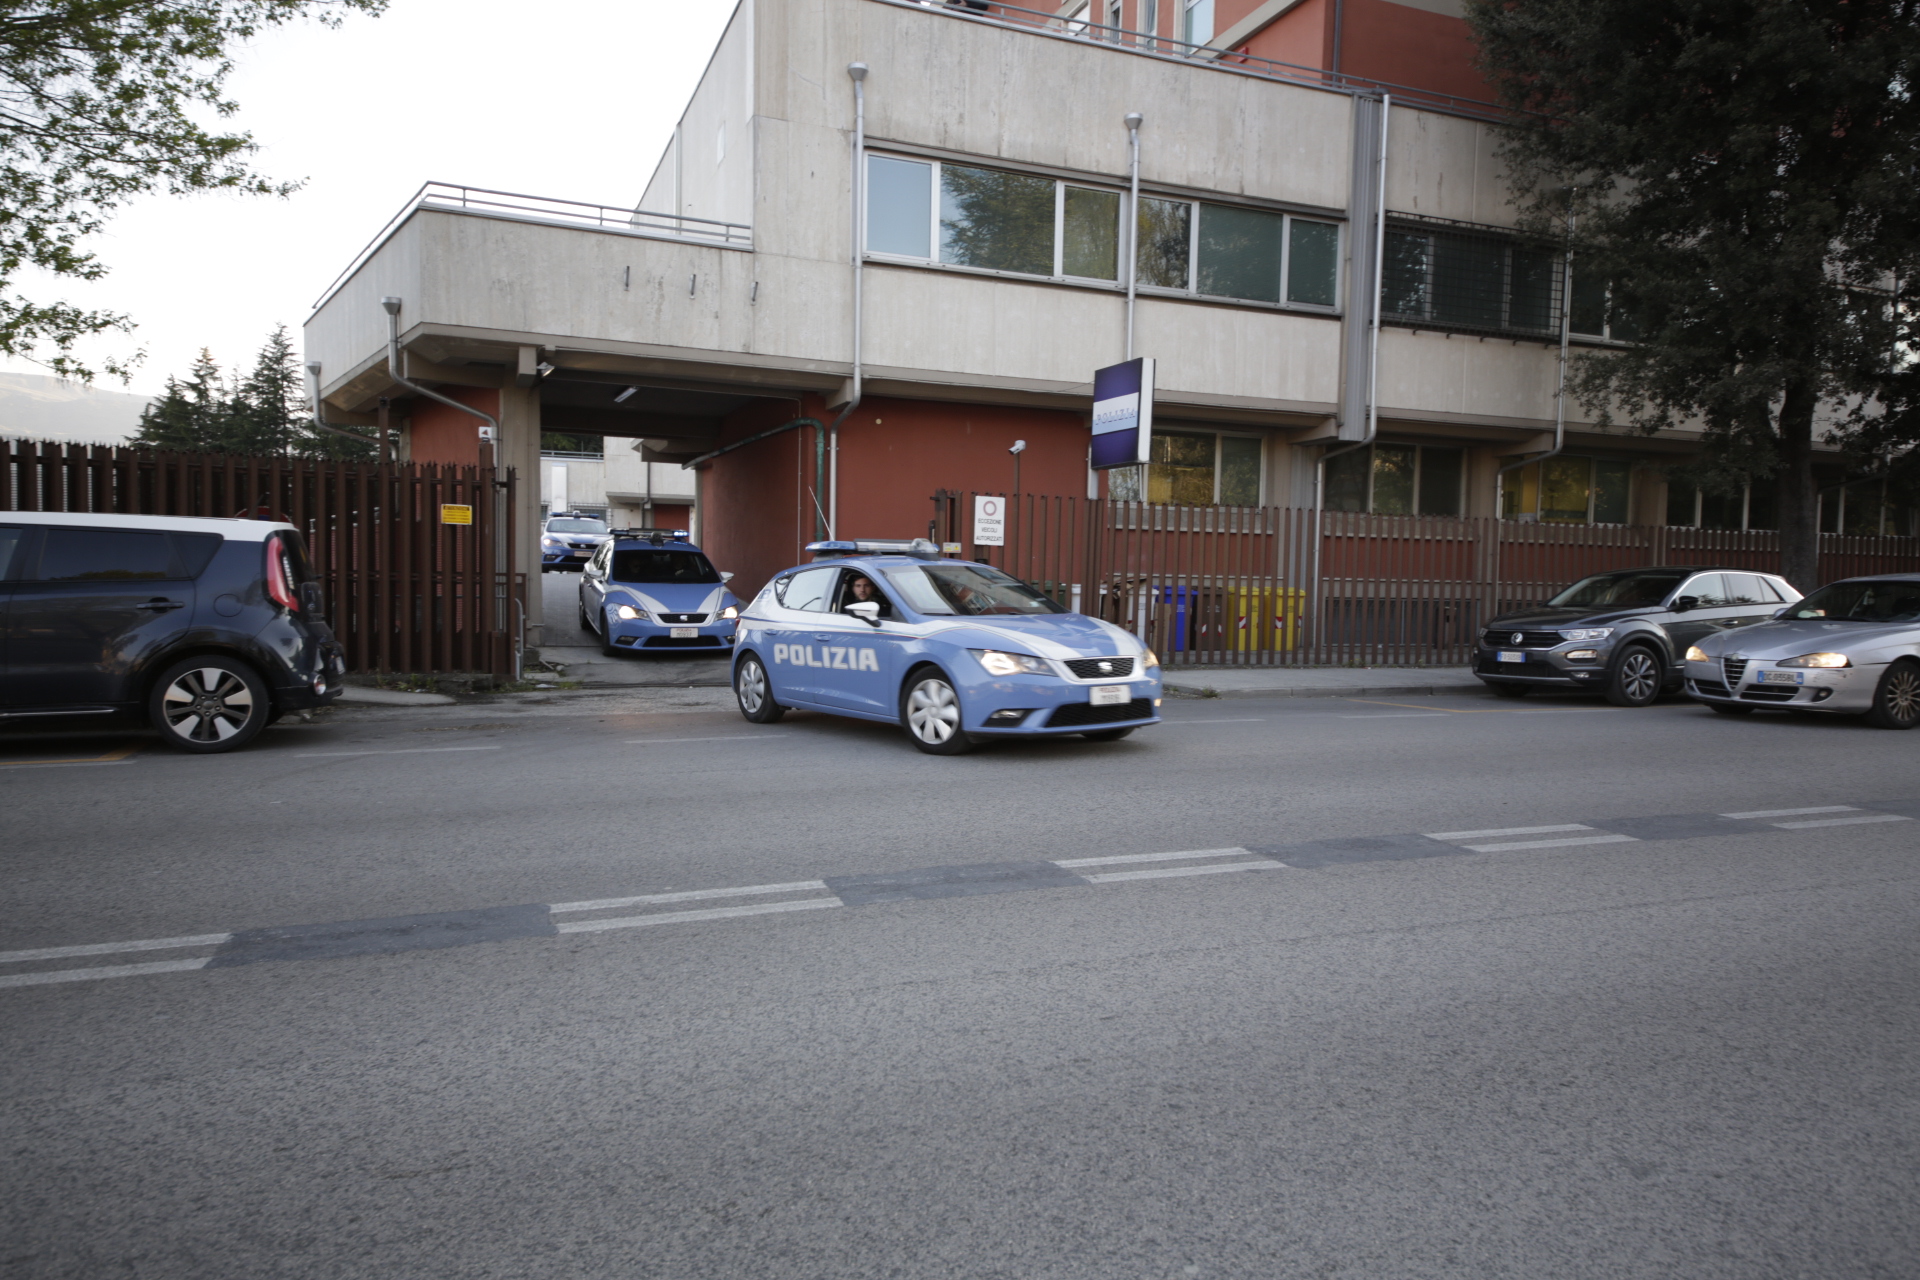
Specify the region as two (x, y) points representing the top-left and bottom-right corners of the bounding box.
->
(265, 534), (300, 611)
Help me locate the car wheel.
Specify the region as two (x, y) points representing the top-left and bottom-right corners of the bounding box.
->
(734, 654), (785, 724)
(1082, 727), (1134, 742)
(1707, 702), (1755, 716)
(1605, 646), (1662, 707)
(1864, 659), (1920, 730)
(1486, 682), (1529, 699)
(901, 668), (972, 755)
(149, 656), (270, 753)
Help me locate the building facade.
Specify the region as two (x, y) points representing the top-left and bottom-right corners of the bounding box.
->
(304, 0), (1891, 647)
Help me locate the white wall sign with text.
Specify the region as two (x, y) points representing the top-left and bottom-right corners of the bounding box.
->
(973, 494), (1005, 547)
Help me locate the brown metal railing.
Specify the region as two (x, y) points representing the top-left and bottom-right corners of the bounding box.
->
(3, 440), (524, 677)
(943, 490), (1920, 667)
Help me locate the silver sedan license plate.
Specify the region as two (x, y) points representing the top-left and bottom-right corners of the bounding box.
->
(670, 627), (698, 639)
(1497, 650), (1526, 664)
(1760, 669), (1804, 685)
(1089, 684), (1129, 706)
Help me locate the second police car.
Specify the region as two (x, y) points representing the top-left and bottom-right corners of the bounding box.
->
(731, 539), (1162, 754)
(579, 529), (742, 656)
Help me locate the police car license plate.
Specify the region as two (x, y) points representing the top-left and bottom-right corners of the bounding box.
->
(1089, 684), (1128, 706)
(1760, 669), (1804, 685)
(670, 627), (697, 639)
(1497, 650), (1526, 664)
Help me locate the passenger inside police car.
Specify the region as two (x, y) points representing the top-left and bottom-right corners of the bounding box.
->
(842, 573), (893, 618)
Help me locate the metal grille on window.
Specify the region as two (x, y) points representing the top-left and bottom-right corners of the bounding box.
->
(1382, 215), (1565, 340)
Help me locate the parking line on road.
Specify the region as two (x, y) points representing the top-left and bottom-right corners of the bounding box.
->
(296, 746), (504, 758)
(620, 735), (778, 744)
(555, 898), (843, 933)
(1339, 712), (1453, 719)
(1460, 833), (1639, 853)
(0, 957), (211, 988)
(1772, 814), (1911, 830)
(1427, 824), (1593, 840)
(0, 744), (143, 768)
(1156, 718), (1267, 725)
(550, 881), (829, 913)
(1720, 805), (1856, 820)
(1082, 861), (1279, 884)
(1054, 848), (1253, 869)
(0, 932), (231, 965)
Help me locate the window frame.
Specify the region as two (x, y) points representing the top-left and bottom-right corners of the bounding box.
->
(1109, 428), (1267, 507)
(1500, 455), (1634, 526)
(863, 151), (1343, 315)
(1323, 443), (1467, 517)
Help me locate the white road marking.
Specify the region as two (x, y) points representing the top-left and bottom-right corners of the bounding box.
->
(296, 746), (504, 758)
(0, 933), (231, 965)
(1157, 718), (1267, 725)
(1461, 833), (1638, 853)
(1340, 713), (1451, 719)
(622, 735), (778, 744)
(555, 898), (843, 933)
(1721, 805), (1856, 820)
(1054, 847), (1253, 869)
(1083, 861), (1279, 884)
(550, 881), (829, 913)
(1772, 814), (1911, 830)
(0, 958), (211, 988)
(1427, 823), (1592, 841)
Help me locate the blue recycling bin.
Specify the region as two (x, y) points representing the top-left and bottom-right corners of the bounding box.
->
(1159, 584), (1195, 652)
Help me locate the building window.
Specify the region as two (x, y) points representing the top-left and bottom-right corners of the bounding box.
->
(1109, 430), (1263, 505)
(1818, 479), (1914, 536)
(1502, 456), (1632, 524)
(1666, 478), (1775, 531)
(1324, 444), (1464, 516)
(1181, 0), (1213, 45)
(1383, 221), (1561, 338)
(867, 153), (1342, 309)
(1105, 0), (1123, 41)
(1570, 276), (1641, 342)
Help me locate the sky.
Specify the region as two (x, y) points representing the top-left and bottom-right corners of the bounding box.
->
(0, 0), (740, 398)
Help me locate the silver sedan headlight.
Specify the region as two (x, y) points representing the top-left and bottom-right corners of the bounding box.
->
(1775, 652), (1850, 668)
(972, 650), (1053, 677)
(1685, 645), (1710, 662)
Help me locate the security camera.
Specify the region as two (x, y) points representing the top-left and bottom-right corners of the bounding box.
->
(1009, 440), (1027, 455)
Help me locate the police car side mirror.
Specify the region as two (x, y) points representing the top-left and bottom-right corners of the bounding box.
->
(846, 602), (882, 627)
(720, 571), (734, 583)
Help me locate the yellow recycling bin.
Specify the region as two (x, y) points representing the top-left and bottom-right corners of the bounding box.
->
(1229, 586), (1305, 653)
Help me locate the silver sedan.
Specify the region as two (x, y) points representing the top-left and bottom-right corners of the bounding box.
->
(1683, 574), (1920, 728)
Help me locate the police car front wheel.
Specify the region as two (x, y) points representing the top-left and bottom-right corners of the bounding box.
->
(901, 669), (972, 755)
(735, 654), (785, 723)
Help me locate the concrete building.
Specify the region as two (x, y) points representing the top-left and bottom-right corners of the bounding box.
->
(540, 437), (697, 535)
(304, 0), (1881, 647)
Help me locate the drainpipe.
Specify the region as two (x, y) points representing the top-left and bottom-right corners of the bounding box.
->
(1124, 112), (1143, 361)
(1494, 201), (1576, 515)
(303, 361), (384, 450)
(682, 416), (825, 470)
(824, 60), (870, 542)
(380, 298), (501, 463)
(1311, 93), (1389, 652)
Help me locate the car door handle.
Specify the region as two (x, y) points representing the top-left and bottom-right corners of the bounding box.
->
(813, 634), (831, 642)
(136, 599), (185, 611)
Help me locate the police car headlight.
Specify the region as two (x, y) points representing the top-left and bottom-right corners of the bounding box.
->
(1141, 648), (1160, 669)
(614, 604), (647, 621)
(720, 605), (739, 621)
(541, 536), (562, 548)
(972, 649), (1053, 677)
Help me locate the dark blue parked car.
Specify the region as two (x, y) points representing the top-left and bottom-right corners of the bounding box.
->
(0, 512), (345, 752)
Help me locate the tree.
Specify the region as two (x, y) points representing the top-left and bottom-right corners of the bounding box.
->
(132, 347), (230, 451)
(131, 326), (378, 458)
(230, 323), (302, 455)
(0, 1), (385, 379)
(1465, 0), (1920, 586)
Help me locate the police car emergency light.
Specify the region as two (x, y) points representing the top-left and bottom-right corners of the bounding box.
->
(733, 543), (1161, 755)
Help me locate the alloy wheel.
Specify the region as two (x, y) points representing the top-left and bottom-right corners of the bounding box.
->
(1612, 649), (1660, 706)
(161, 667), (256, 744)
(738, 660), (767, 714)
(906, 677), (961, 745)
(1871, 663), (1920, 730)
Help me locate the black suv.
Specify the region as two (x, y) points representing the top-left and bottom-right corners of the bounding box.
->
(0, 513), (345, 752)
(1474, 567), (1802, 706)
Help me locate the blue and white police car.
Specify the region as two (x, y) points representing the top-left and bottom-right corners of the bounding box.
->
(540, 512), (611, 571)
(731, 539), (1161, 754)
(578, 529), (742, 657)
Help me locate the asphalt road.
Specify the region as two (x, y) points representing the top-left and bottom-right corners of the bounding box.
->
(4, 685), (1918, 1278)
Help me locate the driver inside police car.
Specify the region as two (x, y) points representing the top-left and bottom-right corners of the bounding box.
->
(843, 574), (892, 617)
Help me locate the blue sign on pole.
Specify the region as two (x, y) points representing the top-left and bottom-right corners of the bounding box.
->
(1089, 356), (1154, 470)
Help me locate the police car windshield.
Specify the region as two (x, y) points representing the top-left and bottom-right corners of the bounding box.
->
(547, 518), (608, 533)
(881, 564), (1064, 615)
(1547, 569), (1689, 609)
(1782, 580), (1920, 623)
(612, 548), (720, 584)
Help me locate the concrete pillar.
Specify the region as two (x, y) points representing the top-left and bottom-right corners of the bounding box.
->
(497, 382), (545, 647)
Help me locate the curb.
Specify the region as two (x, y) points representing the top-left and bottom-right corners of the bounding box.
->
(335, 687), (459, 707)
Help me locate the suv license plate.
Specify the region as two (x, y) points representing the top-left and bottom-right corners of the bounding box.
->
(670, 627), (698, 639)
(1497, 650), (1526, 664)
(1760, 669), (1804, 685)
(1089, 684), (1128, 706)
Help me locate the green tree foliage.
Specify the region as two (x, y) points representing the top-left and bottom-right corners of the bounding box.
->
(0, 1), (385, 379)
(1465, 0), (1920, 584)
(133, 325), (375, 458)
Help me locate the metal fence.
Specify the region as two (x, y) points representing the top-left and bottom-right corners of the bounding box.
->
(2, 440), (524, 677)
(939, 490), (1920, 667)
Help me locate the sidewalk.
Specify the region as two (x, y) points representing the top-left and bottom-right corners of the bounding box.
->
(539, 644), (732, 688)
(1159, 665), (1486, 699)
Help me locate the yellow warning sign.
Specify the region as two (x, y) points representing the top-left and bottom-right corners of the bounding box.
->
(440, 503), (473, 526)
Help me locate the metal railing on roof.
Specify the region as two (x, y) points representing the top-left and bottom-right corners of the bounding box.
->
(311, 182), (752, 314)
(872, 0), (1507, 123)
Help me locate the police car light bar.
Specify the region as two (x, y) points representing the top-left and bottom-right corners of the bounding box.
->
(805, 538), (942, 561)
(609, 527), (691, 543)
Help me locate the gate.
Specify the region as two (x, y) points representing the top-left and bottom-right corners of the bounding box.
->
(3, 440), (524, 677)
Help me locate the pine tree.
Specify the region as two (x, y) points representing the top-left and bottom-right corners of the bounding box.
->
(230, 325), (303, 455)
(133, 349), (232, 451)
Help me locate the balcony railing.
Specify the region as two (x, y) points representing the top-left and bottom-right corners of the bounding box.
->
(872, 0), (1507, 123)
(312, 182), (751, 313)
